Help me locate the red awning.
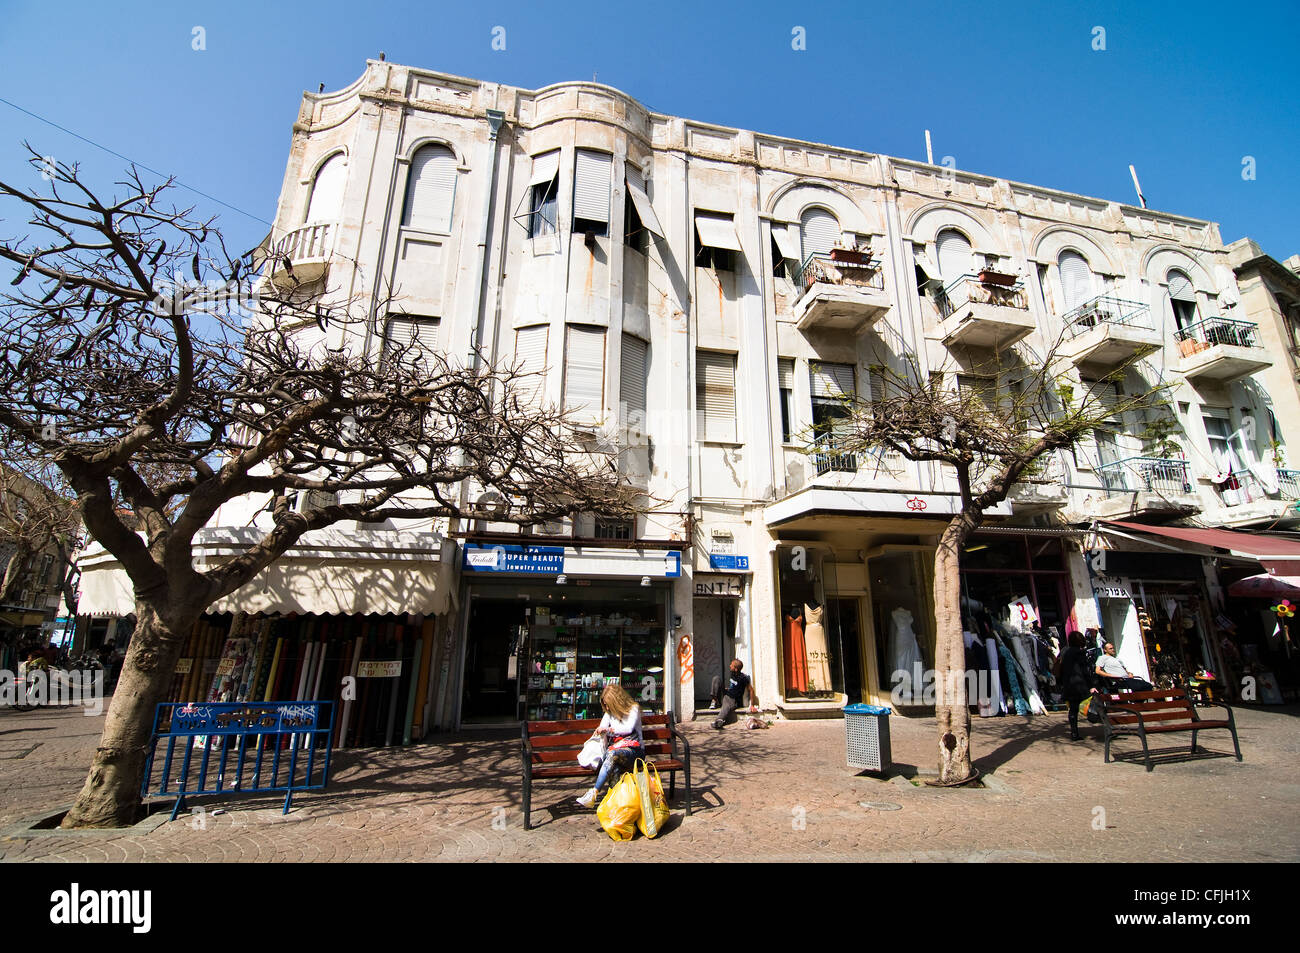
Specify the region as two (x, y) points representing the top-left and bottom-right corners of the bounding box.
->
(1100, 521), (1300, 575)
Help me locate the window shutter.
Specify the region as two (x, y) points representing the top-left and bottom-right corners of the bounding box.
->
(402, 146), (457, 232)
(573, 150), (612, 224)
(777, 358), (795, 391)
(868, 368), (889, 403)
(306, 154), (346, 223)
(514, 325), (549, 405)
(564, 325), (606, 420)
(957, 375), (997, 411)
(1168, 270), (1195, 301)
(620, 334), (648, 421)
(625, 165), (663, 237)
(385, 316), (440, 365)
(697, 351), (737, 442)
(529, 151), (560, 187)
(800, 207), (840, 260)
(936, 229), (974, 283)
(694, 212), (743, 251)
(772, 225), (801, 263)
(1058, 250), (1093, 310)
(810, 362), (856, 398)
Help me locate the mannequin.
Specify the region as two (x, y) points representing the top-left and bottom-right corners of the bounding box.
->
(803, 603), (832, 693)
(889, 608), (924, 699)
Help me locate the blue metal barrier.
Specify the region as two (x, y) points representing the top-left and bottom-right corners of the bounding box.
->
(142, 701), (335, 820)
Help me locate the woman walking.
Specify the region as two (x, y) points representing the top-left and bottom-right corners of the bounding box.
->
(1054, 631), (1094, 740)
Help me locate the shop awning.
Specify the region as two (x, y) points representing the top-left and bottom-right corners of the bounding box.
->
(1099, 521), (1300, 575)
(75, 526), (451, 618)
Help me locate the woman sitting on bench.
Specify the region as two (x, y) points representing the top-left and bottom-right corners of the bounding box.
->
(576, 683), (643, 808)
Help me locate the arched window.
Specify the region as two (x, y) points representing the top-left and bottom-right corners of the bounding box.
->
(401, 145), (457, 232)
(936, 228), (973, 284)
(1058, 249), (1093, 311)
(800, 206), (839, 261)
(1167, 268), (1197, 331)
(305, 153), (347, 224)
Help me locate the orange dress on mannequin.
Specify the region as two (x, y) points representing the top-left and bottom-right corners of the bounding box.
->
(783, 610), (809, 695)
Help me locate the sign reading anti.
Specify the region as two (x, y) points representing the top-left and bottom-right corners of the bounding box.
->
(709, 554), (750, 571)
(463, 543), (565, 574)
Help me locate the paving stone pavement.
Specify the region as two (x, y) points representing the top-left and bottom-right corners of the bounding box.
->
(1, 700), (1297, 862)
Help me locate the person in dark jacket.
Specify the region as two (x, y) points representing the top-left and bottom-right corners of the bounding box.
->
(1054, 631), (1094, 740)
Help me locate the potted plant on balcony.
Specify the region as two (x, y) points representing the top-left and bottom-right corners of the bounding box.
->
(977, 261), (1017, 286)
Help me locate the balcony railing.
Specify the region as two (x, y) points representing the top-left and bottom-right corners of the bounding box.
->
(1174, 316), (1261, 351)
(793, 250), (885, 299)
(1062, 295), (1154, 338)
(811, 436), (861, 475)
(1096, 457), (1192, 497)
(936, 273), (1028, 320)
(1279, 469), (1300, 499)
(274, 221), (333, 261)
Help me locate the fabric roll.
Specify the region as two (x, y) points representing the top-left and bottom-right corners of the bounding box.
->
(982, 636), (1004, 717)
(997, 640), (1030, 715)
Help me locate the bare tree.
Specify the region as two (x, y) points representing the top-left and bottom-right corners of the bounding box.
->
(828, 342), (1163, 784)
(0, 148), (639, 827)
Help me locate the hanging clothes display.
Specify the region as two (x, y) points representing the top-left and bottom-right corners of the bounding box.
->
(783, 608), (809, 695)
(997, 640), (1031, 715)
(802, 603), (832, 693)
(1010, 633), (1047, 715)
(982, 635), (1004, 716)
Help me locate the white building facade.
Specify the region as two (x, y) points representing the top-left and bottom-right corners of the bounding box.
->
(76, 60), (1300, 732)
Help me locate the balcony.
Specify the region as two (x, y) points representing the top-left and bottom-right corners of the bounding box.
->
(809, 437), (904, 481)
(790, 251), (891, 334)
(1058, 295), (1161, 367)
(1174, 317), (1271, 382)
(1209, 468), (1300, 527)
(1092, 456), (1200, 519)
(933, 274), (1035, 350)
(267, 222), (335, 290)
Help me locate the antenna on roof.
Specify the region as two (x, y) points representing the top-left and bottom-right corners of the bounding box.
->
(593, 71), (598, 82)
(318, 83), (324, 93)
(925, 130), (934, 166)
(1129, 164), (1148, 209)
(379, 51), (386, 61)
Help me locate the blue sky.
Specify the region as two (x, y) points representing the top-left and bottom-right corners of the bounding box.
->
(1, 0), (1295, 261)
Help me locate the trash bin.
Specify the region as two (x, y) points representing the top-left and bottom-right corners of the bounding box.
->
(844, 703), (892, 772)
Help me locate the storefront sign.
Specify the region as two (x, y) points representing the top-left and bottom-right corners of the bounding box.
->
(1093, 579), (1133, 599)
(708, 554), (750, 571)
(174, 658), (193, 674)
(215, 658), (236, 677)
(695, 576), (744, 597)
(357, 661), (402, 678)
(462, 544), (565, 574)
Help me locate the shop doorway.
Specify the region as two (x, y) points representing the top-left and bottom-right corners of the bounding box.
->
(692, 599), (736, 706)
(831, 598), (863, 702)
(462, 599), (527, 723)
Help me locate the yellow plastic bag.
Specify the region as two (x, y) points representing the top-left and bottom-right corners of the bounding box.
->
(596, 772), (641, 841)
(634, 759), (671, 839)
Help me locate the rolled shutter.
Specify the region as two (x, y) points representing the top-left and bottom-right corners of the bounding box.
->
(306, 154), (346, 224)
(1168, 270), (1195, 301)
(810, 362), (856, 398)
(800, 207), (839, 260)
(573, 150), (612, 224)
(514, 325), (549, 405)
(937, 229), (974, 283)
(403, 146), (457, 232)
(1058, 250), (1093, 310)
(385, 316), (440, 365)
(529, 151), (560, 187)
(696, 351), (737, 442)
(868, 368), (889, 403)
(777, 357), (795, 390)
(564, 325), (606, 419)
(620, 335), (648, 420)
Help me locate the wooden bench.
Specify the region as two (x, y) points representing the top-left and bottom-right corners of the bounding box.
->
(521, 712), (692, 830)
(1099, 688), (1243, 772)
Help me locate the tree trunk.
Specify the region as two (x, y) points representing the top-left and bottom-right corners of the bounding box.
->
(60, 601), (193, 828)
(933, 510), (979, 784)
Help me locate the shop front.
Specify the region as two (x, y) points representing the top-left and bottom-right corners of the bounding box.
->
(455, 542), (682, 727)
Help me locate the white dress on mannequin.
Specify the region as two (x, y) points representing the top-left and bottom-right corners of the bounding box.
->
(889, 608), (924, 698)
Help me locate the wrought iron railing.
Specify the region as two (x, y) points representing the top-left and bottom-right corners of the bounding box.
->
(1062, 294), (1153, 338)
(793, 251), (884, 299)
(936, 273), (1028, 320)
(811, 435), (860, 475)
(1174, 316), (1261, 350)
(1096, 456), (1193, 496)
(1278, 469), (1300, 499)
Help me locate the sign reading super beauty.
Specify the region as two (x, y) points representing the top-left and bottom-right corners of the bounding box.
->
(463, 544), (565, 574)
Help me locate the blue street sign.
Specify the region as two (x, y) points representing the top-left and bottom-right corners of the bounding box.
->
(709, 554), (750, 571)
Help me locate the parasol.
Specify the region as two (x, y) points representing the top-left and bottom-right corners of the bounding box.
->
(1226, 574), (1300, 599)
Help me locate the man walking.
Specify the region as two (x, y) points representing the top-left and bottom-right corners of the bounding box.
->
(712, 659), (756, 729)
(1095, 642), (1153, 692)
